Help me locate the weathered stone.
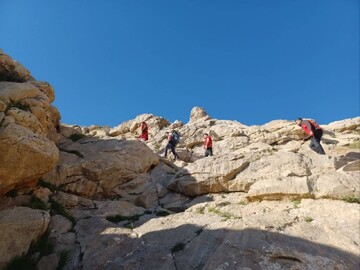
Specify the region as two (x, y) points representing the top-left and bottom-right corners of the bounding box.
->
(33, 187), (52, 203)
(247, 176), (311, 201)
(0, 123), (59, 195)
(0, 207), (50, 268)
(69, 200), (145, 220)
(315, 171), (360, 198)
(44, 139), (160, 197)
(168, 153), (249, 196)
(189, 106), (211, 123)
(0, 49), (34, 82)
(36, 253), (59, 270)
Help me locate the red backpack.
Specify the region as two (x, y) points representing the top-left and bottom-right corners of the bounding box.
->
(308, 119), (321, 130)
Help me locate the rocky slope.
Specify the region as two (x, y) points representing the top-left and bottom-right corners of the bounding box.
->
(0, 50), (359, 270)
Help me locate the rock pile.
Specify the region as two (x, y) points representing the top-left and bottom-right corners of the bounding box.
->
(0, 50), (359, 270)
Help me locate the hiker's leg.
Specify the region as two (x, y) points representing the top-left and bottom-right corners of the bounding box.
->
(171, 145), (179, 159)
(310, 136), (325, 155)
(209, 147), (213, 156)
(309, 138), (317, 153)
(164, 144), (170, 157)
(313, 130), (325, 154)
(205, 149), (209, 157)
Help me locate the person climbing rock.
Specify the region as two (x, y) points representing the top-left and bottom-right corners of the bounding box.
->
(296, 117), (325, 155)
(139, 121), (148, 142)
(203, 133), (213, 157)
(163, 131), (180, 160)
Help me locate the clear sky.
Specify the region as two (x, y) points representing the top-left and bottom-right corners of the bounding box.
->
(1, 0), (359, 126)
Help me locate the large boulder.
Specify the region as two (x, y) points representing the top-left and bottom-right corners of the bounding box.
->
(168, 152), (250, 196)
(44, 138), (160, 198)
(0, 83), (60, 195)
(189, 106), (211, 123)
(0, 207), (50, 268)
(0, 51), (60, 195)
(0, 49), (34, 82)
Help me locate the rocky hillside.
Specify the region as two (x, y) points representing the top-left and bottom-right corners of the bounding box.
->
(0, 50), (359, 270)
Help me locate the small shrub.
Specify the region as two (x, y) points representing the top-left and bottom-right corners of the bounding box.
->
(5, 189), (18, 198)
(9, 101), (31, 111)
(144, 210), (152, 214)
(29, 231), (54, 257)
(348, 141), (360, 149)
(106, 214), (142, 224)
(5, 256), (36, 270)
(238, 200), (248, 206)
(49, 198), (76, 226)
(304, 216), (313, 223)
(57, 251), (69, 270)
(171, 242), (185, 254)
(195, 207), (205, 214)
(208, 207), (241, 221)
(156, 210), (171, 217)
(342, 196), (360, 204)
(38, 179), (58, 192)
(292, 199), (301, 208)
(69, 134), (87, 142)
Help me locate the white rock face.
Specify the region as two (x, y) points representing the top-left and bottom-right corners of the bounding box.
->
(72, 194), (360, 270)
(189, 106), (211, 123)
(44, 139), (160, 198)
(0, 207), (50, 268)
(2, 49), (359, 270)
(0, 51), (60, 195)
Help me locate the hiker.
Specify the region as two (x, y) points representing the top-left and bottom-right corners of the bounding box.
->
(139, 121), (148, 142)
(163, 130), (180, 160)
(203, 133), (213, 157)
(296, 117), (326, 155)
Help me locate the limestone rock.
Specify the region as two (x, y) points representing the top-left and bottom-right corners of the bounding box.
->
(0, 78), (60, 195)
(69, 200), (145, 221)
(315, 171), (360, 198)
(44, 139), (160, 198)
(247, 176), (311, 201)
(36, 253), (59, 270)
(168, 153), (250, 196)
(0, 123), (59, 195)
(33, 187), (52, 203)
(0, 49), (34, 82)
(325, 117), (360, 133)
(189, 106), (211, 123)
(74, 195), (359, 270)
(0, 207), (50, 268)
(109, 114), (170, 138)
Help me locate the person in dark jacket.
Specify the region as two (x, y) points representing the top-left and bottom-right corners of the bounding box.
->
(163, 131), (179, 160)
(203, 133), (213, 157)
(296, 118), (325, 155)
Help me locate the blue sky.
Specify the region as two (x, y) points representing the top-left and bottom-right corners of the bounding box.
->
(1, 0), (359, 126)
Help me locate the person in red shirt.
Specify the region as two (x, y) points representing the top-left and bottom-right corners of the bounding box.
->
(203, 133), (213, 157)
(139, 121), (148, 142)
(296, 118), (325, 155)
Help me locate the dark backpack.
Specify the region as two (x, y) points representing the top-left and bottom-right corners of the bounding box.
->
(172, 131), (180, 145)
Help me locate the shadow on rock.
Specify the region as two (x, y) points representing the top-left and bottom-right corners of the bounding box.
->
(75, 220), (359, 270)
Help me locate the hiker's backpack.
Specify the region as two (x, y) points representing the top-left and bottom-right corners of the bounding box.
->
(307, 119), (321, 130)
(172, 131), (180, 145)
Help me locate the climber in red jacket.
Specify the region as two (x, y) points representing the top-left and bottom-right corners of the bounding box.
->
(203, 133), (213, 157)
(296, 118), (325, 155)
(139, 121), (148, 142)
